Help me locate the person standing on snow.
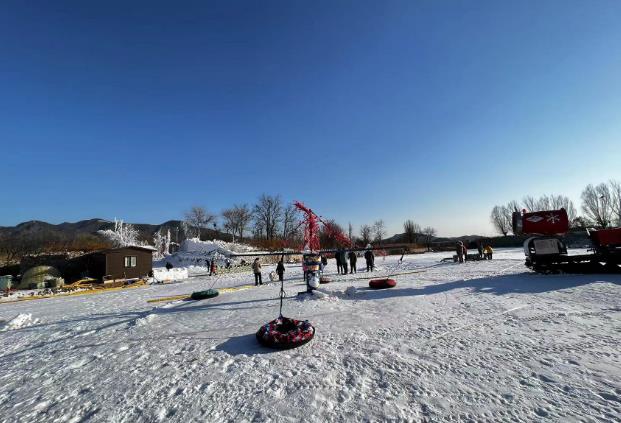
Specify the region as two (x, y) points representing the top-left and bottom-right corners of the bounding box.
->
(348, 250), (357, 274)
(484, 245), (494, 260)
(364, 246), (375, 272)
(335, 251), (343, 274)
(340, 249), (348, 274)
(276, 259), (285, 282)
(210, 260), (217, 276)
(455, 242), (464, 263)
(462, 241), (468, 262)
(477, 242), (484, 259)
(252, 258), (263, 286)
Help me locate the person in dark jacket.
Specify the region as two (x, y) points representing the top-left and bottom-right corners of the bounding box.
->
(165, 262), (173, 271)
(364, 248), (375, 272)
(348, 250), (357, 274)
(455, 242), (464, 263)
(335, 252), (343, 274)
(477, 242), (484, 259)
(276, 260), (285, 282)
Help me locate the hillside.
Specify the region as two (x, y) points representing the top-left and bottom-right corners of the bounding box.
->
(0, 219), (233, 247)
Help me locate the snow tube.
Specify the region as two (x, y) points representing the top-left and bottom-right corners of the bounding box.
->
(190, 289), (219, 300)
(369, 278), (397, 289)
(256, 316), (315, 349)
(319, 276), (331, 284)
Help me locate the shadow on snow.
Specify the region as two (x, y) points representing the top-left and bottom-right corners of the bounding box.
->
(345, 272), (621, 301)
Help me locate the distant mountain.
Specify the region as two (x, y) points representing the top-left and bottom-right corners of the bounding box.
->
(0, 218), (231, 244)
(384, 232), (486, 244)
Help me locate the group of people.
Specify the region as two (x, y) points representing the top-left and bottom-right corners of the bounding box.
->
(335, 247), (376, 274)
(455, 241), (494, 263)
(250, 246), (378, 286)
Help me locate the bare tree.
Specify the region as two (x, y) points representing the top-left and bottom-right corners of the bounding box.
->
(185, 206), (215, 240)
(610, 180), (621, 226)
(222, 204), (253, 241)
(522, 194), (577, 224)
(221, 208), (237, 241)
(319, 219), (344, 249)
(282, 204), (300, 241)
(373, 220), (386, 244)
(549, 194), (577, 223)
(490, 205), (511, 236)
(522, 195), (538, 212)
(236, 204), (253, 241)
(422, 226), (437, 252)
(507, 200), (521, 214)
(253, 194), (283, 240)
(581, 183), (613, 228)
(403, 219), (420, 244)
(360, 224), (372, 245)
(98, 218), (141, 247)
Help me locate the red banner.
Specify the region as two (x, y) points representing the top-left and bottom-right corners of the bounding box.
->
(520, 208), (569, 235)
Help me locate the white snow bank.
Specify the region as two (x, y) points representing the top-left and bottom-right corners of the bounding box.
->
(151, 267), (189, 283)
(180, 238), (256, 255)
(0, 313), (40, 331)
(157, 238), (261, 274)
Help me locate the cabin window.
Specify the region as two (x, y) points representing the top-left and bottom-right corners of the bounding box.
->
(124, 256), (137, 268)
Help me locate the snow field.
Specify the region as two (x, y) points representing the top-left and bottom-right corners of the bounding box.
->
(0, 249), (619, 422)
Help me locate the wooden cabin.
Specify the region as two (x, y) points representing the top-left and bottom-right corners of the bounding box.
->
(69, 246), (154, 282)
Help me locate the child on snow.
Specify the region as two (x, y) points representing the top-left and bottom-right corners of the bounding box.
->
(252, 258), (263, 286)
(276, 260), (285, 282)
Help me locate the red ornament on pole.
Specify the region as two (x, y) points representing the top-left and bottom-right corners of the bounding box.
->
(294, 201), (352, 251)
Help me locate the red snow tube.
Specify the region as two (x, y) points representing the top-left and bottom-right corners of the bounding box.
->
(256, 316), (315, 349)
(319, 276), (331, 284)
(369, 278), (397, 289)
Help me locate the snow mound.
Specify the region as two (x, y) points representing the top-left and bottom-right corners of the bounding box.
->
(180, 238), (256, 255)
(151, 267), (189, 283)
(296, 289), (340, 302)
(344, 286), (358, 297)
(131, 313), (157, 327)
(0, 313), (41, 331)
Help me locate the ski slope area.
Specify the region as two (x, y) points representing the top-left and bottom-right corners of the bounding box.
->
(0, 249), (620, 422)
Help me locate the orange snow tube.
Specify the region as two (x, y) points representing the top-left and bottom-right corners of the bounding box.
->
(369, 278), (397, 289)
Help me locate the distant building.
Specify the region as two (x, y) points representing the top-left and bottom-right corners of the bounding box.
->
(68, 246), (154, 282)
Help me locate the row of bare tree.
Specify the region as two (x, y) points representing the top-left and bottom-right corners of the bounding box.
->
(184, 195), (402, 249)
(185, 194), (301, 244)
(490, 180), (621, 235)
(403, 220), (437, 250)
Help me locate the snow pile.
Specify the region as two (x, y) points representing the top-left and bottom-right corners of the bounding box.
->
(0, 313), (40, 331)
(131, 313), (157, 327)
(154, 238), (260, 275)
(151, 267), (189, 283)
(344, 286), (358, 297)
(180, 238), (256, 255)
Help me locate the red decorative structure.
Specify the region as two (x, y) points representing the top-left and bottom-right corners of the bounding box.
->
(294, 201), (321, 252)
(294, 201), (352, 251)
(513, 208), (569, 236)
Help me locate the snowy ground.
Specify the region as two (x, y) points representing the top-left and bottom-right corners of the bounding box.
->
(0, 249), (620, 422)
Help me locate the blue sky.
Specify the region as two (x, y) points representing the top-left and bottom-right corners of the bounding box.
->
(1, 1), (620, 237)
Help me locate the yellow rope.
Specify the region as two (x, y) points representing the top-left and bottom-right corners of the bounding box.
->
(1, 281), (147, 305)
(146, 284), (254, 304)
